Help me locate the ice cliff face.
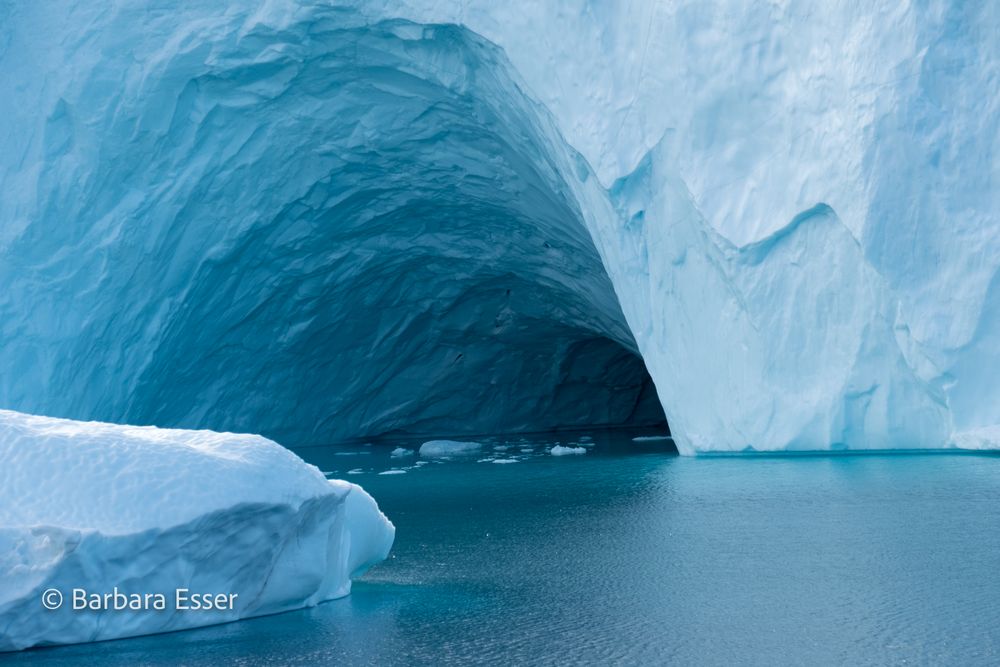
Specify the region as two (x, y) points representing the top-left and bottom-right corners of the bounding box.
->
(1, 0), (998, 453)
(0, 410), (394, 651)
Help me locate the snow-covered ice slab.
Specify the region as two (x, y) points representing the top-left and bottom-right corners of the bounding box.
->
(0, 410), (394, 652)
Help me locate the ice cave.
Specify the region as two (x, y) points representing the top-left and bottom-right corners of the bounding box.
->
(1, 0), (999, 654)
(3, 1), (998, 455)
(0, 14), (667, 448)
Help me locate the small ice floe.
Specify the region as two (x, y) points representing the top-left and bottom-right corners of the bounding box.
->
(493, 444), (510, 451)
(551, 445), (587, 456)
(378, 469), (407, 475)
(391, 447), (415, 457)
(346, 468), (365, 475)
(335, 451), (371, 456)
(419, 440), (483, 458)
(579, 435), (593, 442)
(321, 470), (335, 476)
(520, 447), (534, 453)
(631, 435), (672, 442)
(414, 461), (429, 467)
(492, 458), (519, 464)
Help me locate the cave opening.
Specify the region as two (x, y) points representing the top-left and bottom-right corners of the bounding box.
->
(13, 17), (670, 447)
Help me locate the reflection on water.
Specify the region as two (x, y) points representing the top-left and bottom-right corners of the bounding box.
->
(10, 430), (1000, 665)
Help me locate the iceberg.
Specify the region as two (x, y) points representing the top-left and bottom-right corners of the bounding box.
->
(550, 445), (587, 456)
(419, 440), (484, 458)
(0, 410), (394, 652)
(0, 0), (997, 458)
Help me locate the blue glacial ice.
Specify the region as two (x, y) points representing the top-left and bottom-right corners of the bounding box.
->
(1, 0), (999, 650)
(1, 2), (993, 455)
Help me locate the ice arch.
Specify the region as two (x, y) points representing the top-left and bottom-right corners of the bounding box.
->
(5, 1), (993, 454)
(0, 13), (666, 446)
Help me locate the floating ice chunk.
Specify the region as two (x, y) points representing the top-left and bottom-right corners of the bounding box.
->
(579, 436), (593, 441)
(347, 468), (365, 475)
(378, 469), (407, 475)
(550, 445), (587, 456)
(390, 447), (415, 457)
(0, 409), (393, 652)
(631, 436), (673, 442)
(335, 451), (370, 456)
(520, 447), (534, 453)
(419, 440), (483, 458)
(492, 458), (519, 464)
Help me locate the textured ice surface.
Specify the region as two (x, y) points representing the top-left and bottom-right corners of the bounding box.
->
(0, 4), (664, 447)
(419, 440), (483, 458)
(0, 410), (394, 651)
(0, 1), (998, 454)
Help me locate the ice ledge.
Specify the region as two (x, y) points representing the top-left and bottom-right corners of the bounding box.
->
(950, 427), (1000, 451)
(0, 410), (394, 652)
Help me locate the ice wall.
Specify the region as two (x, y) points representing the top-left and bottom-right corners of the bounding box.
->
(379, 0), (1000, 451)
(1, 0), (997, 453)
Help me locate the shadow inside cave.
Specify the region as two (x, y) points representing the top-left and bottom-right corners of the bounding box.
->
(5, 16), (670, 447)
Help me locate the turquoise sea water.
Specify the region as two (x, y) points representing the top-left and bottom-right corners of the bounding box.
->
(9, 431), (1000, 665)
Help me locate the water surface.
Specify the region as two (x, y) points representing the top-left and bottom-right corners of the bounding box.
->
(10, 431), (1000, 665)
